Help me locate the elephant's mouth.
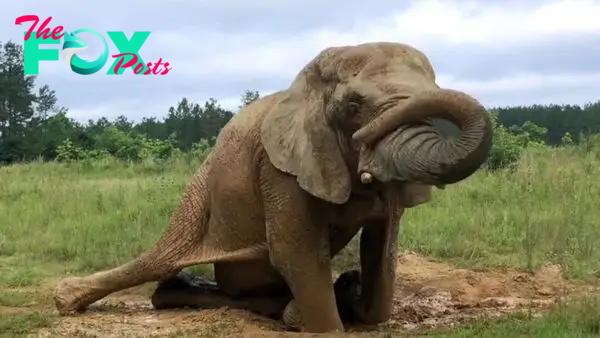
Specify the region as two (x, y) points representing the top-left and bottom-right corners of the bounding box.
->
(353, 89), (493, 186)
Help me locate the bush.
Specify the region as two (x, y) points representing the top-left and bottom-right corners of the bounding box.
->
(56, 134), (211, 169)
(561, 132), (575, 146)
(56, 112), (548, 173)
(484, 112), (547, 171)
(56, 128), (181, 163)
(55, 139), (87, 162)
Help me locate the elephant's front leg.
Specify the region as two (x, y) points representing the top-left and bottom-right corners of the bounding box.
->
(262, 174), (343, 333)
(356, 210), (403, 324)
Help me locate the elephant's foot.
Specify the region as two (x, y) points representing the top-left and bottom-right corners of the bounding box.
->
(151, 272), (290, 319)
(54, 276), (111, 315)
(283, 270), (362, 331)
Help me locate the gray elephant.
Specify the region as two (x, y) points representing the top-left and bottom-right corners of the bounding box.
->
(54, 42), (492, 333)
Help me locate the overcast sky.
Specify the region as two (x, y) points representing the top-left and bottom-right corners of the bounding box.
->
(3, 0), (600, 122)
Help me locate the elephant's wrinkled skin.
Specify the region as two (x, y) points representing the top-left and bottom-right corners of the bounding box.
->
(54, 42), (493, 333)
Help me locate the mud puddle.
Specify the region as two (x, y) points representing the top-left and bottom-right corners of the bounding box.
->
(37, 252), (594, 337)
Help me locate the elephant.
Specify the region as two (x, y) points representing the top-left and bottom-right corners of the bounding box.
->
(53, 41), (493, 333)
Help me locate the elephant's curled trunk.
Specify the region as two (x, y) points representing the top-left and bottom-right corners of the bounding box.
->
(353, 89), (493, 185)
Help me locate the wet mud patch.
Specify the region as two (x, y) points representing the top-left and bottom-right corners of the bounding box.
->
(385, 251), (580, 331)
(39, 252), (594, 337)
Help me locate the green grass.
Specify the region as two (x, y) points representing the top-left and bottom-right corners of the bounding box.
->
(0, 290), (38, 308)
(0, 145), (599, 336)
(0, 313), (52, 337)
(427, 296), (600, 337)
(403, 146), (600, 280)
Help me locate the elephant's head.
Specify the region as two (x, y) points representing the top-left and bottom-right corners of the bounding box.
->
(261, 42), (492, 205)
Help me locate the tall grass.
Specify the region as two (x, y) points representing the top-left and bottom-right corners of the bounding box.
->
(402, 144), (600, 279)
(0, 142), (598, 281)
(1, 141), (600, 336)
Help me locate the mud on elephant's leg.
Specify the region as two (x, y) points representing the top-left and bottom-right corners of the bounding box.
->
(285, 215), (402, 329)
(150, 271), (291, 319)
(262, 172), (344, 332)
(283, 270), (363, 330)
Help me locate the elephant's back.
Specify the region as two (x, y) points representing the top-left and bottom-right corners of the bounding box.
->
(211, 91), (284, 156)
(209, 90), (285, 175)
(199, 91), (284, 261)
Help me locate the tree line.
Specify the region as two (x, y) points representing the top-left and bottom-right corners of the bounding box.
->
(1, 39), (598, 167)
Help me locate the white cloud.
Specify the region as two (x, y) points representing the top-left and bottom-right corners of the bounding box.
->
(440, 72), (600, 94)
(155, 0), (600, 96)
(388, 0), (600, 44)
(4, 0), (599, 121)
(528, 0), (600, 34)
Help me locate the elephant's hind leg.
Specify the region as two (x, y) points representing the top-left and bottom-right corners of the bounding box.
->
(54, 164), (215, 314)
(150, 272), (291, 319)
(149, 270), (364, 330)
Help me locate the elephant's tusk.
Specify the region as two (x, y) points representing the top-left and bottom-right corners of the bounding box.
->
(360, 172), (373, 184)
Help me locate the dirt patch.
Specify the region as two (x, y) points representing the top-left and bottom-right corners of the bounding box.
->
(0, 305), (33, 316)
(387, 252), (579, 331)
(36, 252), (593, 337)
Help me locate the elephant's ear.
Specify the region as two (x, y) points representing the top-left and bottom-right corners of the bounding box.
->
(398, 183), (432, 208)
(261, 50), (351, 204)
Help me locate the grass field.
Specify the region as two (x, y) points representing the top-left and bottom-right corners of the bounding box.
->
(1, 143), (600, 337)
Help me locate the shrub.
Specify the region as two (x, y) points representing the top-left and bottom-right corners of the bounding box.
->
(484, 112), (547, 171)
